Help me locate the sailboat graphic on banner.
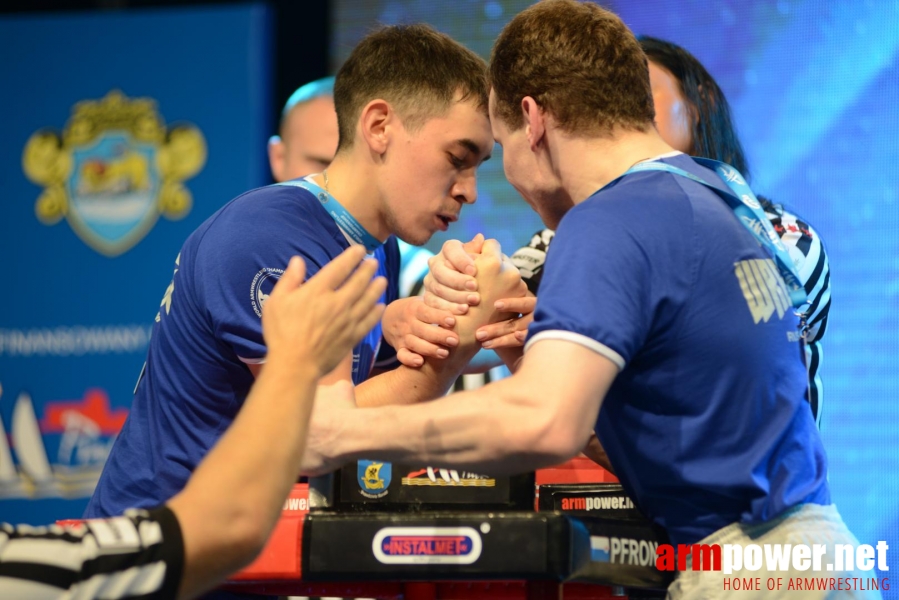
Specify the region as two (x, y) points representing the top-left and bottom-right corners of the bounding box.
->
(0, 385), (18, 487)
(0, 383), (120, 499)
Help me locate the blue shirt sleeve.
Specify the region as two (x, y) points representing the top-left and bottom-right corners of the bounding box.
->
(191, 187), (338, 364)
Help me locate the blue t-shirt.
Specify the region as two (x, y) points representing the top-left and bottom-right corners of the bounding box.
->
(526, 153), (829, 546)
(86, 183), (399, 518)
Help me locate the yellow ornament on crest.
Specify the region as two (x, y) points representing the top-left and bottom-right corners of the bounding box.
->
(22, 90), (207, 257)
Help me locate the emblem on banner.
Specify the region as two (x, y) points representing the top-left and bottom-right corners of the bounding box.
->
(357, 459), (391, 499)
(22, 90), (206, 257)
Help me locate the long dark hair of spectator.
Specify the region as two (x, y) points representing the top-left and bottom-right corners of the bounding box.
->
(638, 36), (778, 211)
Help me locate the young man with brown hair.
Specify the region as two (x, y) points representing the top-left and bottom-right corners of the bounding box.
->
(86, 23), (517, 535)
(300, 3), (872, 598)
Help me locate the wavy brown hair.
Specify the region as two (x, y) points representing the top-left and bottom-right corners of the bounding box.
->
(489, 0), (654, 136)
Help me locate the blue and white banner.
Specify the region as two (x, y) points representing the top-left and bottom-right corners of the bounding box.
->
(0, 4), (272, 524)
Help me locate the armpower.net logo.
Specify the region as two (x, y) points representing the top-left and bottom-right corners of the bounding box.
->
(592, 536), (890, 593)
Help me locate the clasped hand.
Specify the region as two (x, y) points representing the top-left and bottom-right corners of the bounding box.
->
(383, 234), (534, 367)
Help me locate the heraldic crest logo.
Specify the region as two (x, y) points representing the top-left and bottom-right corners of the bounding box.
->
(22, 90), (206, 257)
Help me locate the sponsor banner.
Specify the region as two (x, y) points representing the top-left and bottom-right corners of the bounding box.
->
(337, 462), (533, 508)
(568, 516), (674, 590)
(303, 512), (573, 580)
(372, 526), (482, 565)
(538, 483), (645, 520)
(0, 5), (271, 524)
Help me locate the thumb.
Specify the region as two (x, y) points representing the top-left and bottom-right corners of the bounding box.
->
(462, 232), (485, 254)
(481, 238), (502, 260)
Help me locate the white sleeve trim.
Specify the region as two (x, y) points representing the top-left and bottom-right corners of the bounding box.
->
(524, 330), (625, 370)
(238, 355), (266, 365)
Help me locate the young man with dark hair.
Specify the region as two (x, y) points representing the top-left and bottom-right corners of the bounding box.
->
(86, 23), (514, 528)
(299, 3), (871, 598)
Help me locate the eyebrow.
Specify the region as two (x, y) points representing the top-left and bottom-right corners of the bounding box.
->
(455, 139), (492, 163)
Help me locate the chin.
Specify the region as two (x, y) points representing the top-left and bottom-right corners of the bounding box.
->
(397, 229), (433, 247)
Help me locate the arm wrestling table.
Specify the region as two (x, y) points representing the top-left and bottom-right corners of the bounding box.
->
(222, 458), (672, 599)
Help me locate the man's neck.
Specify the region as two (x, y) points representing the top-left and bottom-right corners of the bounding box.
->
(311, 154), (391, 243)
(556, 127), (676, 205)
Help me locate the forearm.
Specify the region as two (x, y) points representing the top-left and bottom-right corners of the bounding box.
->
(582, 434), (616, 474)
(169, 355), (319, 599)
(493, 346), (524, 373)
(330, 378), (579, 474)
(355, 343), (480, 407)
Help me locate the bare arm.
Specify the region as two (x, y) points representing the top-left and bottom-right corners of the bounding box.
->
(301, 339), (619, 476)
(326, 239), (526, 407)
(582, 433), (616, 474)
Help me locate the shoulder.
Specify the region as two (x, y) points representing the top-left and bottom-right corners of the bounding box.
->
(202, 184), (323, 238)
(189, 184), (337, 266)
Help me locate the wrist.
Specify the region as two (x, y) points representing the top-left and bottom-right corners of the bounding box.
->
(262, 349), (323, 381)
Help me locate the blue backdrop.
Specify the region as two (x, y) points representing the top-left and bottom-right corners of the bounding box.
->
(335, 0), (899, 588)
(0, 3), (271, 524)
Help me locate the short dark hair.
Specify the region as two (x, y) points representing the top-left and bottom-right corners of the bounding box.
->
(638, 36), (751, 181)
(489, 0), (655, 135)
(334, 24), (488, 151)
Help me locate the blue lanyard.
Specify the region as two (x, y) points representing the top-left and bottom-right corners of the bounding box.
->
(276, 176), (383, 253)
(619, 158), (807, 309)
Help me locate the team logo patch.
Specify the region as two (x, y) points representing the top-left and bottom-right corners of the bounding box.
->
(357, 459), (391, 499)
(372, 527), (482, 565)
(591, 536), (611, 563)
(22, 90), (206, 257)
(250, 268), (284, 317)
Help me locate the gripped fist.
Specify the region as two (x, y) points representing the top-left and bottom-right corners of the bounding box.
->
(453, 239), (527, 344)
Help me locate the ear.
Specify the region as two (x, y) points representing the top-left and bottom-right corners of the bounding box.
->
(268, 135), (285, 182)
(358, 99), (392, 156)
(521, 96), (545, 152)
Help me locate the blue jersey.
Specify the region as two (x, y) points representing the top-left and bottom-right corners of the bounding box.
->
(86, 184), (399, 518)
(527, 153), (829, 546)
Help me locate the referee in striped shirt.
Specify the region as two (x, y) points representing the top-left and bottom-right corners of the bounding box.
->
(0, 248), (386, 599)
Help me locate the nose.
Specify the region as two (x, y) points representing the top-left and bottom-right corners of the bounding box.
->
(451, 170), (478, 205)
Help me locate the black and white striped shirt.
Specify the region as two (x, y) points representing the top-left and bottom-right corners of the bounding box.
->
(511, 209), (831, 427)
(0, 506), (183, 600)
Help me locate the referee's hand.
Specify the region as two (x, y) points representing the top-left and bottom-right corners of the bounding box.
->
(262, 246), (387, 378)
